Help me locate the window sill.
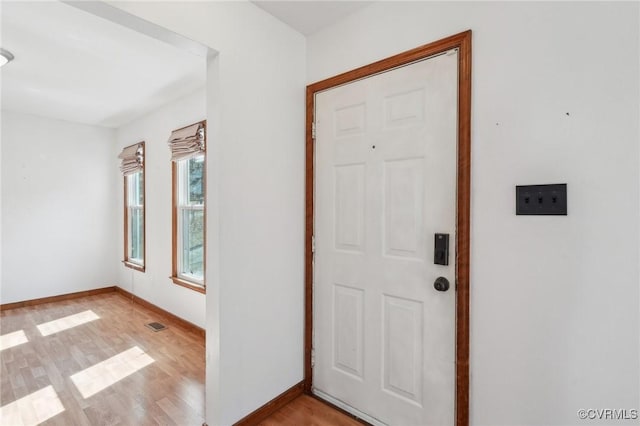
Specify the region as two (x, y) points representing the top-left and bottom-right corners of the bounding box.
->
(123, 260), (145, 272)
(171, 276), (206, 294)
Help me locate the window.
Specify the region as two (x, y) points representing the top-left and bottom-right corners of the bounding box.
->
(170, 122), (206, 292)
(125, 171), (144, 268)
(121, 142), (145, 271)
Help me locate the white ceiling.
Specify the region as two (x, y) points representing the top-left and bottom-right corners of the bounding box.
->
(0, 1), (206, 128)
(0, 1), (371, 128)
(252, 1), (373, 35)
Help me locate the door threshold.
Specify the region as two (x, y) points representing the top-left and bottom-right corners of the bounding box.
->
(312, 389), (387, 426)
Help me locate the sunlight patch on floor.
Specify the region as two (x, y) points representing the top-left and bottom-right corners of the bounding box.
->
(70, 345), (154, 398)
(0, 385), (65, 426)
(37, 309), (99, 336)
(0, 330), (29, 351)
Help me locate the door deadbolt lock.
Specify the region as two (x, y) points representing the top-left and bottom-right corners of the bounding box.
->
(434, 277), (450, 292)
(434, 233), (449, 265)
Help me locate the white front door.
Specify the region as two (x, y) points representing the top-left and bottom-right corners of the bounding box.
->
(313, 50), (458, 426)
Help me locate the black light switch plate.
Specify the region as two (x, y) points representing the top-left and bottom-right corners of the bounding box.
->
(516, 184), (567, 215)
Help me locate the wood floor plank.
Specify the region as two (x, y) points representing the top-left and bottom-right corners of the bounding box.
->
(258, 395), (365, 426)
(0, 293), (205, 426)
(51, 389), (93, 426)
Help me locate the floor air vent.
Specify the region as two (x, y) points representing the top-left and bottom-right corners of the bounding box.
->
(146, 322), (168, 332)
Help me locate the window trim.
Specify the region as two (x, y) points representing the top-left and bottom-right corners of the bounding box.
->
(171, 121), (206, 293)
(123, 142), (146, 272)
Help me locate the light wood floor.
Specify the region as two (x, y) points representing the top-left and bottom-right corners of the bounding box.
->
(259, 395), (364, 426)
(1, 292), (364, 426)
(0, 293), (205, 425)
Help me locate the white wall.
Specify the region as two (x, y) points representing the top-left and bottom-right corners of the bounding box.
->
(308, 2), (639, 425)
(114, 89), (207, 328)
(1, 111), (117, 303)
(108, 2), (306, 424)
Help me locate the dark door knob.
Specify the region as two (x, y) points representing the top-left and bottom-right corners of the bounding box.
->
(434, 277), (450, 292)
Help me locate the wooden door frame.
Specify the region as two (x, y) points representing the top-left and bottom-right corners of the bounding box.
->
(304, 30), (471, 426)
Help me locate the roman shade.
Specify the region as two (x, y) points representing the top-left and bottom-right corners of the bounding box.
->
(168, 122), (205, 161)
(118, 143), (144, 175)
